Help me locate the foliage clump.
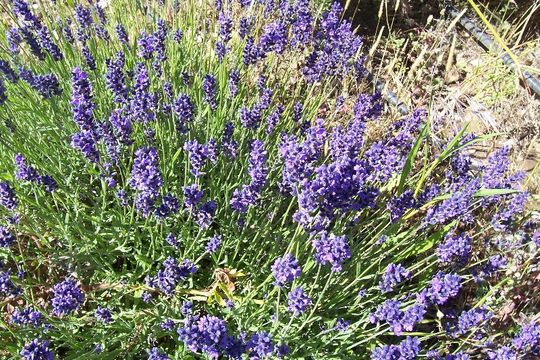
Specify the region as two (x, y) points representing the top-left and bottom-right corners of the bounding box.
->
(0, 0), (538, 358)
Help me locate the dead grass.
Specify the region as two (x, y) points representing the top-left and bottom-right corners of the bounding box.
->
(347, 0), (540, 201)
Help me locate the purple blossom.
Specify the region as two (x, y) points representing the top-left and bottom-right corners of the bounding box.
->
(279, 119), (326, 194)
(243, 36), (260, 66)
(474, 255), (508, 281)
(221, 299), (233, 311)
(154, 20), (168, 62)
(248, 140), (268, 191)
(271, 254), (301, 287)
(239, 105), (263, 129)
(453, 307), (492, 335)
(312, 232), (351, 272)
(15, 153), (38, 181)
(291, 0), (313, 47)
(181, 301), (193, 315)
(161, 318), (176, 331)
(129, 147), (162, 194)
(11, 307), (43, 327)
(94, 4), (107, 25)
(95, 307), (113, 324)
(70, 67), (95, 130)
(165, 233), (179, 248)
(370, 300), (425, 335)
(259, 88), (273, 110)
(0, 78), (7, 105)
(354, 92), (382, 120)
(512, 321), (539, 355)
(155, 194), (180, 219)
(129, 63), (157, 123)
(20, 339), (54, 360)
(437, 233), (472, 266)
(266, 105), (284, 135)
(183, 184), (204, 210)
(0, 60), (19, 83)
(399, 337), (421, 359)
(184, 139), (217, 177)
(303, 3), (362, 81)
(95, 26), (110, 41)
(372, 336), (421, 359)
(196, 200), (216, 228)
(105, 52), (129, 103)
(108, 108), (132, 145)
(215, 41), (227, 62)
(387, 190), (417, 222)
(11, 0), (40, 26)
(259, 21), (288, 54)
(37, 26), (63, 61)
(206, 235), (222, 254)
(202, 74), (218, 111)
(178, 315), (234, 358)
(487, 347), (517, 360)
(492, 192), (529, 231)
(0, 226), (16, 248)
(75, 5), (93, 29)
(379, 263), (411, 293)
(80, 45), (96, 70)
(0, 181), (18, 211)
(426, 272), (462, 305)
(287, 287), (311, 315)
(221, 122), (238, 159)
(0, 269), (21, 297)
(238, 17), (252, 38)
(173, 29), (183, 43)
(151, 258), (197, 295)
(247, 331), (275, 358)
(293, 102), (303, 122)
(482, 146), (511, 189)
(38, 175), (57, 192)
(141, 292), (152, 303)
(425, 180), (480, 226)
(173, 94), (194, 132)
(51, 278), (85, 316)
(228, 69), (240, 98)
(61, 20), (74, 43)
(219, 12), (233, 43)
(446, 353), (471, 360)
(402, 304), (426, 332)
(19, 68), (62, 98)
(371, 344), (399, 360)
(334, 318), (350, 332)
(115, 189), (129, 207)
(6, 28), (22, 54)
(20, 27), (45, 60)
(115, 24), (129, 45)
(71, 130), (100, 163)
(148, 347), (170, 360)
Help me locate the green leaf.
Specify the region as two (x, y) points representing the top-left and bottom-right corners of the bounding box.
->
(397, 221), (457, 261)
(399, 123), (428, 193)
(474, 188), (520, 197)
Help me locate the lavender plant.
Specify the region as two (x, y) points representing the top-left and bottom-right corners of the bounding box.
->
(0, 0), (538, 359)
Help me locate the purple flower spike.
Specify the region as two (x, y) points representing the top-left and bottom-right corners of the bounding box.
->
(379, 263), (411, 293)
(271, 254), (301, 287)
(312, 232), (351, 272)
(51, 278), (85, 316)
(20, 339), (54, 360)
(287, 287), (311, 315)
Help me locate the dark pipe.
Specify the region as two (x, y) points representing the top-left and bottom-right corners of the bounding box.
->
(446, 4), (540, 98)
(366, 71), (410, 115)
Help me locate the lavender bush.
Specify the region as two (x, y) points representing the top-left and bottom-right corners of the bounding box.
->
(0, 0), (538, 359)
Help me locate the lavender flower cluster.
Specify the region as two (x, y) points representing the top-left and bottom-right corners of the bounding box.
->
(0, 0), (536, 359)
